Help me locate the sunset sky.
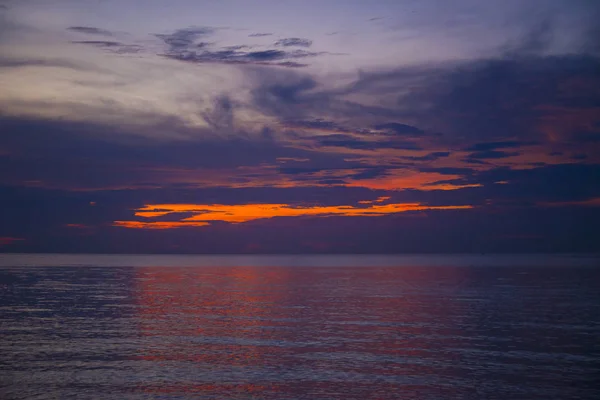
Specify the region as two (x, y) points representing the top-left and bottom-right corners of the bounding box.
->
(1, 0), (599, 253)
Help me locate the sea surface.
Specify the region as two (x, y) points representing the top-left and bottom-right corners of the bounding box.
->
(0, 254), (599, 399)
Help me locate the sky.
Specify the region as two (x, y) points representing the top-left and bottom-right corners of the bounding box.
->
(0, 0), (599, 253)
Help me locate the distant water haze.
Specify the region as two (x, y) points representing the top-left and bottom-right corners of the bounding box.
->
(1, 253), (599, 268)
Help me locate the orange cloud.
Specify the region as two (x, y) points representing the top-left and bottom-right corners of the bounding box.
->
(345, 171), (482, 191)
(65, 223), (89, 228)
(113, 221), (211, 229)
(358, 196), (391, 204)
(114, 201), (473, 229)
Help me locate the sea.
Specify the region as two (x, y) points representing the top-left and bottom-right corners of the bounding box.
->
(0, 254), (598, 399)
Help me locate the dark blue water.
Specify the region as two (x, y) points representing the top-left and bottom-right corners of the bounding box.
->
(1, 255), (599, 399)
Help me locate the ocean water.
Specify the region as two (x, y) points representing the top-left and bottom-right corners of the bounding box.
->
(0, 254), (598, 399)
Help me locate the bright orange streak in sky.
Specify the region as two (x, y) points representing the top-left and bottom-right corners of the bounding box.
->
(113, 201), (473, 229)
(113, 221), (211, 229)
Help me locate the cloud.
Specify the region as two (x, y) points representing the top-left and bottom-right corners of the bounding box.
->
(432, 163), (600, 204)
(274, 61), (309, 68)
(114, 201), (472, 229)
(275, 37), (313, 47)
(153, 27), (323, 68)
(67, 26), (113, 37)
(2, 159), (600, 253)
(401, 151), (450, 162)
(163, 48), (321, 67)
(283, 119), (372, 135)
(196, 42), (214, 49)
(374, 123), (424, 136)
(248, 33), (272, 37)
(0, 116), (367, 190)
(326, 54), (600, 153)
(156, 26), (216, 50)
(0, 57), (95, 71)
(243, 54), (594, 169)
(251, 74), (326, 119)
(246, 50), (296, 60)
(467, 150), (521, 160)
(349, 167), (390, 180)
(200, 95), (235, 132)
(313, 134), (423, 150)
(71, 40), (142, 54)
(72, 40), (121, 46)
(465, 141), (531, 151)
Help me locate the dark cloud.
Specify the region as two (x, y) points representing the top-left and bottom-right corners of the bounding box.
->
(156, 26), (215, 50)
(275, 37), (313, 47)
(223, 44), (249, 50)
(196, 42), (214, 49)
(465, 141), (530, 151)
(401, 151), (450, 161)
(322, 54), (600, 153)
(154, 27), (325, 68)
(164, 48), (321, 67)
(418, 167), (475, 176)
(283, 119), (371, 135)
(434, 163), (600, 204)
(0, 57), (95, 71)
(274, 61), (309, 68)
(71, 41), (142, 54)
(251, 75), (327, 119)
(286, 119), (340, 130)
(314, 134), (422, 150)
(468, 150), (521, 160)
(0, 116), (360, 189)
(349, 167), (389, 180)
(374, 122), (424, 136)
(67, 26), (113, 37)
(248, 33), (272, 37)
(71, 40), (122, 47)
(247, 50), (289, 60)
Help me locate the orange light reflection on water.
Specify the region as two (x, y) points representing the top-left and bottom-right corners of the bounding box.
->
(131, 266), (469, 398)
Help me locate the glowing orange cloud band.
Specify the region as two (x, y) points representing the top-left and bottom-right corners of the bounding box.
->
(114, 201), (473, 229)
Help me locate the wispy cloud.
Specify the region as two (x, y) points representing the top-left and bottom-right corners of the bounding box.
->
(275, 37), (312, 47)
(152, 27), (325, 67)
(374, 123), (424, 136)
(156, 26), (216, 50)
(71, 40), (143, 54)
(164, 48), (321, 67)
(67, 26), (114, 37)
